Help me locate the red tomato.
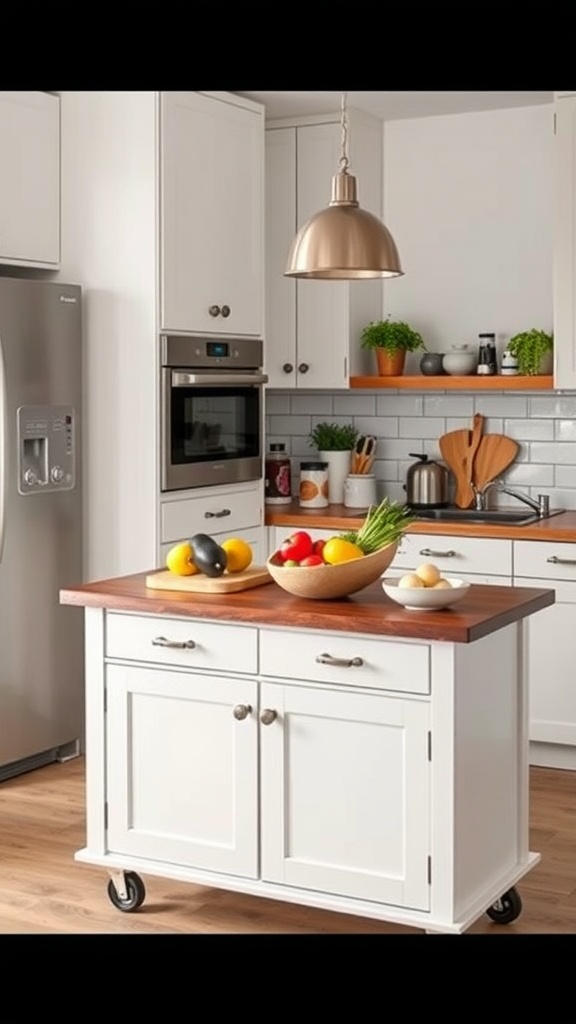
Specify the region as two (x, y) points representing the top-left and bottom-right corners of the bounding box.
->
(299, 554), (324, 566)
(279, 530), (313, 562)
(312, 539), (326, 559)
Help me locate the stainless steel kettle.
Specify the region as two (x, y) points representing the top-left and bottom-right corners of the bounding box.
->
(404, 453), (449, 508)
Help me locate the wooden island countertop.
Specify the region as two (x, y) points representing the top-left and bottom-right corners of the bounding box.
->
(60, 570), (554, 645)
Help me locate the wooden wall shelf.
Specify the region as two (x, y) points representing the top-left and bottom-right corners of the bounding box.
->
(349, 375), (555, 391)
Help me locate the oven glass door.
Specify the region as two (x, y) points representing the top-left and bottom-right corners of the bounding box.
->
(162, 372), (263, 491)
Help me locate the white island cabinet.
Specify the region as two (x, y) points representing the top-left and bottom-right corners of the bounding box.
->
(61, 571), (553, 934)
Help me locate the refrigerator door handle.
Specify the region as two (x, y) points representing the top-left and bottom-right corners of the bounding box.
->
(0, 333), (5, 562)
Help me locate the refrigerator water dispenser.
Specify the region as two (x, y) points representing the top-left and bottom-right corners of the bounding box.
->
(17, 405), (76, 494)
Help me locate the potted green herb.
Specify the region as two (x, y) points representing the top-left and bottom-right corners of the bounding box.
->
(360, 317), (426, 376)
(308, 422), (359, 505)
(506, 328), (554, 377)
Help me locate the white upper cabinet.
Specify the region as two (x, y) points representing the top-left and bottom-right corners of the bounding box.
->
(554, 94), (576, 389)
(160, 92), (264, 337)
(0, 91), (60, 267)
(264, 110), (383, 389)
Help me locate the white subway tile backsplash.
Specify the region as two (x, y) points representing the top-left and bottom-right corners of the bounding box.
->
(267, 388), (576, 510)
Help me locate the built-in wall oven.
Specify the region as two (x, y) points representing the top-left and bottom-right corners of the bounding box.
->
(160, 334), (267, 492)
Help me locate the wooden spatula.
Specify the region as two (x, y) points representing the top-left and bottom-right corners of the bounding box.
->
(473, 434), (520, 493)
(459, 413), (484, 509)
(438, 425), (475, 509)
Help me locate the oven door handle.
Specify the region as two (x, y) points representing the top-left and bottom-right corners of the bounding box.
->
(171, 372), (268, 387)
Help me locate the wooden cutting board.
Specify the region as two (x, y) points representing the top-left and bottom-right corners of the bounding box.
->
(146, 566), (273, 593)
(472, 434), (520, 492)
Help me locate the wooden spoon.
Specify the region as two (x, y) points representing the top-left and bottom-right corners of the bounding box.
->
(458, 413), (484, 509)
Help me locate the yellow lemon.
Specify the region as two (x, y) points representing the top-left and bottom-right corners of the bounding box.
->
(322, 537), (364, 565)
(415, 562), (441, 587)
(398, 573), (425, 589)
(220, 537), (253, 573)
(166, 541), (198, 576)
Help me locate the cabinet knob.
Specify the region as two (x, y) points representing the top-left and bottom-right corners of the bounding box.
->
(221, 305), (231, 318)
(233, 704), (252, 721)
(298, 363), (309, 374)
(282, 363), (294, 374)
(208, 304), (221, 317)
(260, 708), (277, 725)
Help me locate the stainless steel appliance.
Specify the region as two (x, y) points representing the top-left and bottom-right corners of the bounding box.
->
(404, 453), (449, 508)
(160, 334), (267, 492)
(0, 277), (83, 781)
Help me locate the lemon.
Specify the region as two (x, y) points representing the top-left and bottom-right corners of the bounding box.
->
(415, 562), (441, 587)
(220, 537), (253, 573)
(433, 578), (452, 589)
(398, 573), (424, 589)
(166, 541), (198, 576)
(322, 537), (364, 565)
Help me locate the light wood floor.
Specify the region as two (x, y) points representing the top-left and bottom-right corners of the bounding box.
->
(1, 756), (576, 934)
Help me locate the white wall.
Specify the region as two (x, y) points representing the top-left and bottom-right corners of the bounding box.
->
(381, 104), (553, 372)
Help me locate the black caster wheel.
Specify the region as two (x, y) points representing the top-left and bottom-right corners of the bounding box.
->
(107, 871), (146, 912)
(486, 886), (522, 924)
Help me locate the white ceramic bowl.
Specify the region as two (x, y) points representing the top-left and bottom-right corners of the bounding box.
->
(442, 345), (478, 376)
(381, 576), (470, 611)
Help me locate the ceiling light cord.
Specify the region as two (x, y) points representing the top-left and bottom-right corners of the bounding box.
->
(339, 92), (350, 175)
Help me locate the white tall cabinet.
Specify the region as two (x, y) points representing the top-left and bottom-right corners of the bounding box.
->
(0, 91), (60, 268)
(59, 91), (264, 581)
(554, 92), (576, 388)
(265, 110), (384, 389)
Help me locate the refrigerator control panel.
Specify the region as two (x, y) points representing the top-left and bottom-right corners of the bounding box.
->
(17, 405), (76, 495)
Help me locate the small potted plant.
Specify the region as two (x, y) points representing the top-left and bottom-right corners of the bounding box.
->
(308, 422), (359, 504)
(360, 316), (426, 376)
(505, 328), (554, 377)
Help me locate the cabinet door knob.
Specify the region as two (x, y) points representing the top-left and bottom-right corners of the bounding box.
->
(208, 304), (221, 317)
(282, 363), (294, 374)
(233, 704), (252, 720)
(260, 708), (277, 725)
(298, 363), (309, 374)
(221, 305), (231, 318)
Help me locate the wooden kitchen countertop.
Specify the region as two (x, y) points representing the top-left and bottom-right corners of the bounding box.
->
(265, 503), (576, 541)
(60, 571), (554, 644)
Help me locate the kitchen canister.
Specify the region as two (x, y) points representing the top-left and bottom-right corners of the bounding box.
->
(265, 443), (292, 505)
(299, 461), (329, 508)
(344, 474), (377, 509)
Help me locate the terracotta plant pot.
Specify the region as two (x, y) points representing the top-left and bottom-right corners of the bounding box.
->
(376, 349), (406, 376)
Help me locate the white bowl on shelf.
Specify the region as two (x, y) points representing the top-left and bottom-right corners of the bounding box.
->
(381, 576), (470, 611)
(442, 345), (478, 376)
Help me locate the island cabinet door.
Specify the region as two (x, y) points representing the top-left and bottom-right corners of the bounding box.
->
(105, 665), (258, 877)
(260, 682), (431, 911)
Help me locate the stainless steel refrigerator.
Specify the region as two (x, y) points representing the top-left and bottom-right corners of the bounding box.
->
(0, 277), (84, 781)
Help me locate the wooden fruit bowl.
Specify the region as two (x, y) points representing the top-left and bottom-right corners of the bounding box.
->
(266, 542), (399, 600)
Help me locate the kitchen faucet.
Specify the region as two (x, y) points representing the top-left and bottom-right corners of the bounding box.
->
(471, 481), (550, 517)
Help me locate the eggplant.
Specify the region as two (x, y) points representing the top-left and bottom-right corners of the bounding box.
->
(190, 533), (228, 578)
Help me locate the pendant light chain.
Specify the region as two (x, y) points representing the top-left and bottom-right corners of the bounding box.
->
(338, 92), (349, 174)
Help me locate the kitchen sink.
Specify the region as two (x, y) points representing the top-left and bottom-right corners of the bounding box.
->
(413, 507), (565, 526)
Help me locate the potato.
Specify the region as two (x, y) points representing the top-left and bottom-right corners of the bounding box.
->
(415, 562), (441, 587)
(398, 573), (425, 589)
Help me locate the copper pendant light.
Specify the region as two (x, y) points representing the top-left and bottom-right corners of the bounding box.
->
(285, 93), (404, 280)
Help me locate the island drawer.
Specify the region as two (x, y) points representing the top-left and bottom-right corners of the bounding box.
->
(259, 628), (430, 695)
(105, 612), (258, 674)
(514, 539), (576, 581)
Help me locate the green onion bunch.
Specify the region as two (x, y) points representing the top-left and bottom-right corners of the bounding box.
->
(340, 498), (415, 555)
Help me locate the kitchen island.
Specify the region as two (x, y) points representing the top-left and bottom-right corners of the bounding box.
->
(61, 570), (554, 934)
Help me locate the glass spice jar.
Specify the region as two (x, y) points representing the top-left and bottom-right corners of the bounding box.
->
(265, 443), (292, 505)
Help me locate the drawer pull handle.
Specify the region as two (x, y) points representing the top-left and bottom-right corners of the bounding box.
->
(419, 548), (457, 558)
(204, 508), (231, 519)
(151, 636), (196, 650)
(315, 653), (364, 668)
(260, 708), (277, 725)
(233, 704), (252, 721)
(546, 555), (576, 566)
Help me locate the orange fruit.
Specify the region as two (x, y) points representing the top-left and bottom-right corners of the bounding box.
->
(220, 537), (253, 573)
